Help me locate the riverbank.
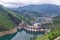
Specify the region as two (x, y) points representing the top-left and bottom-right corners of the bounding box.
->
(0, 27), (17, 37)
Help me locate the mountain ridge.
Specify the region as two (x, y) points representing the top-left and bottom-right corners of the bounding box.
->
(10, 4), (60, 15)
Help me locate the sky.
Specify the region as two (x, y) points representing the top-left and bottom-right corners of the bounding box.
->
(0, 0), (60, 8)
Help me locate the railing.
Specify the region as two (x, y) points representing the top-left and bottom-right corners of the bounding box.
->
(17, 25), (50, 33)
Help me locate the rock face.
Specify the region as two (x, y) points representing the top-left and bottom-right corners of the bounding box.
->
(0, 27), (17, 37)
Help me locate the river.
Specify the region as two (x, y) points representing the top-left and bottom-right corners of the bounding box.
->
(0, 29), (44, 40)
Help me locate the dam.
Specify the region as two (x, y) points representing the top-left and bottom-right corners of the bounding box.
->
(17, 20), (50, 34)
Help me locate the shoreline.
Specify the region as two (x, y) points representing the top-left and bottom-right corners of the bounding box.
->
(0, 27), (17, 37)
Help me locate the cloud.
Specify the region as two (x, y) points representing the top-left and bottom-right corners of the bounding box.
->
(0, 0), (60, 8)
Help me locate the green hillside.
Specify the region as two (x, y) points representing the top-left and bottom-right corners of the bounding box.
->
(0, 5), (19, 31)
(0, 11), (15, 31)
(3, 7), (31, 25)
(31, 15), (60, 40)
(0, 5), (31, 32)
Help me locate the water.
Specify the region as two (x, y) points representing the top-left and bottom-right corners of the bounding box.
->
(0, 29), (44, 40)
(11, 31), (34, 40)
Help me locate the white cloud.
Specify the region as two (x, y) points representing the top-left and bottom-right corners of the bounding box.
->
(0, 0), (60, 8)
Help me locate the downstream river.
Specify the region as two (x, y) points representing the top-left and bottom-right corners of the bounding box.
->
(0, 29), (44, 40)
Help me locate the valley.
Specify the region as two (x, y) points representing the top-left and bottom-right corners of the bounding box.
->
(0, 4), (60, 40)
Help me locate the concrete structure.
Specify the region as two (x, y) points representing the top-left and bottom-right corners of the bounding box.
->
(17, 20), (50, 33)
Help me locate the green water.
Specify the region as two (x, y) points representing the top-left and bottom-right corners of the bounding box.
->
(0, 29), (44, 40)
(0, 32), (17, 40)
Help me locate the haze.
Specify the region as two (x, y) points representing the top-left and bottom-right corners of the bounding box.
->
(0, 0), (60, 8)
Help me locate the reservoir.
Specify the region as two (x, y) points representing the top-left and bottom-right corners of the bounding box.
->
(0, 29), (44, 40)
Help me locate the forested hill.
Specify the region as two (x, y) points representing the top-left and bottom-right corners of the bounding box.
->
(0, 5), (26, 31)
(34, 15), (60, 40)
(11, 4), (60, 15)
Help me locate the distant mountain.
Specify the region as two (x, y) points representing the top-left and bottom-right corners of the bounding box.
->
(10, 4), (60, 15)
(9, 4), (60, 22)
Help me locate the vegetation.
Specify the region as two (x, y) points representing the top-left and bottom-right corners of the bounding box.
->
(0, 5), (31, 31)
(31, 15), (60, 40)
(0, 11), (15, 31)
(3, 7), (31, 25)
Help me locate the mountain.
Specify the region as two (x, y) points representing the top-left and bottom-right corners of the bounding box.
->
(9, 4), (60, 23)
(6, 4), (60, 40)
(11, 4), (60, 15)
(0, 5), (16, 31)
(0, 5), (29, 31)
